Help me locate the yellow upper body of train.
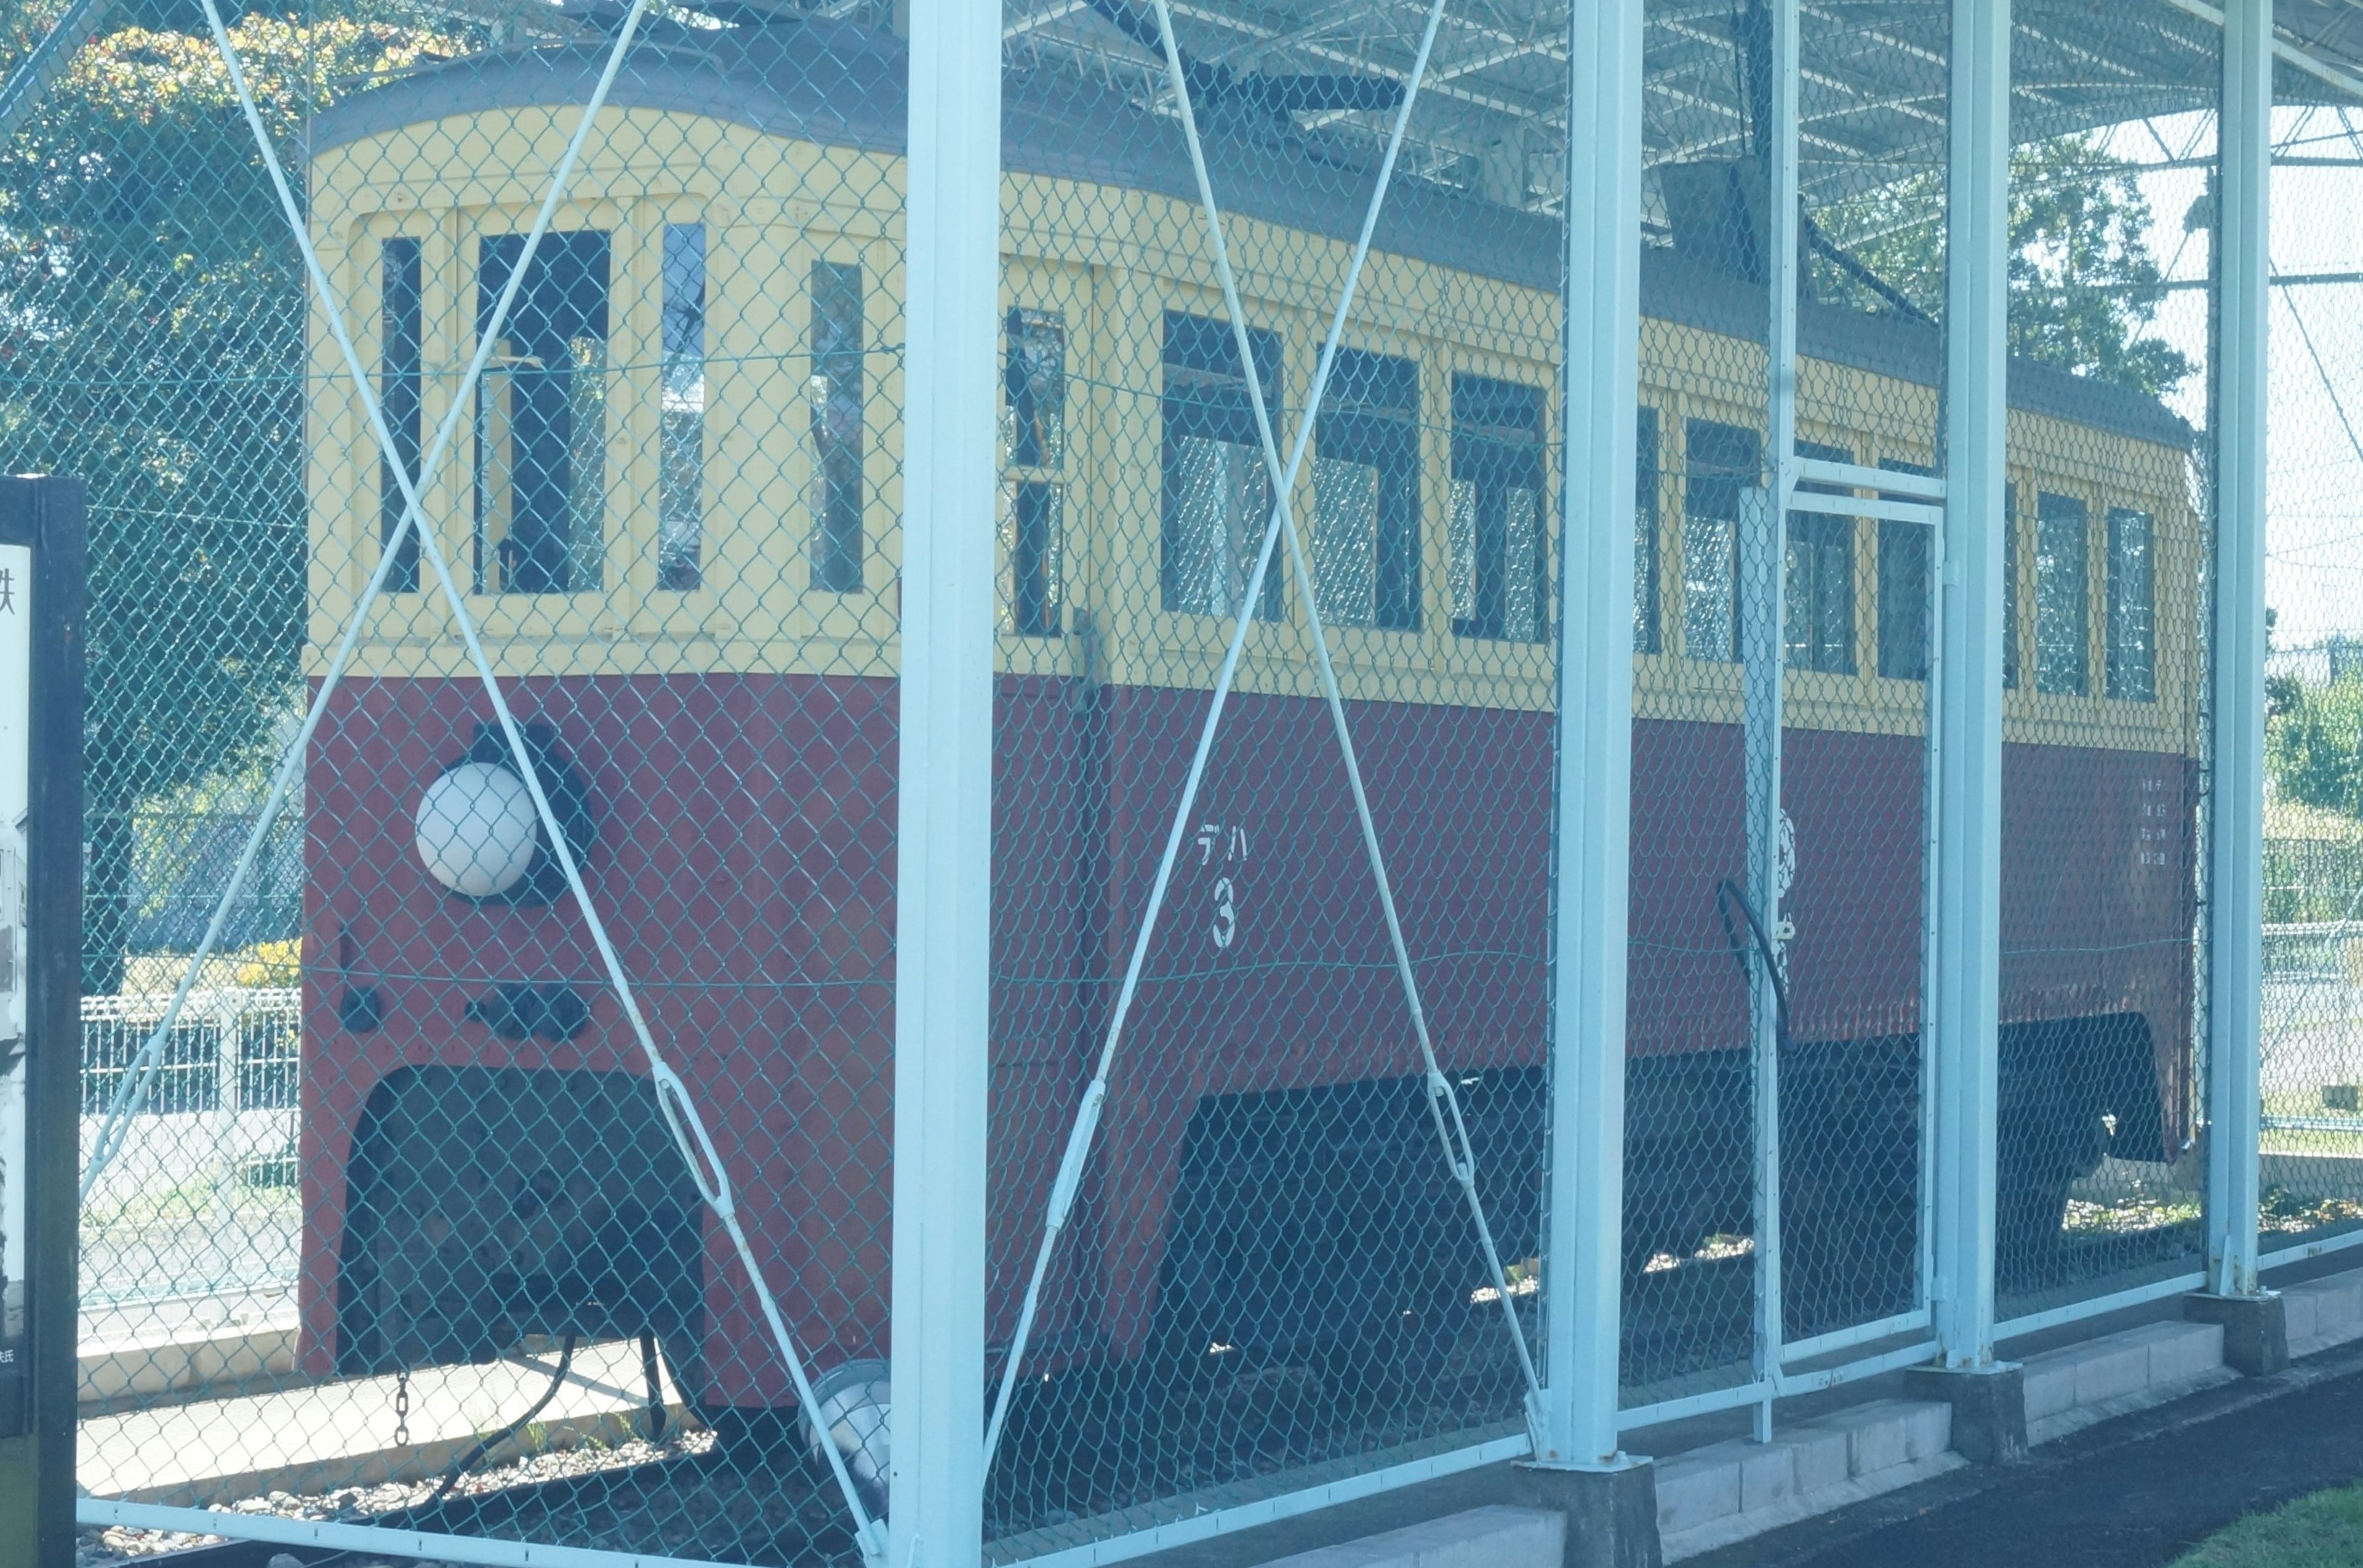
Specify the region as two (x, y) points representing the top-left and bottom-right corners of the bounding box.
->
(306, 16), (2201, 758)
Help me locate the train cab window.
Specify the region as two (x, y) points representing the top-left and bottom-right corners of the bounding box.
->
(809, 260), (866, 593)
(1006, 308), (1066, 470)
(1450, 375), (1548, 642)
(378, 236), (423, 594)
(1313, 350), (1420, 631)
(1681, 417), (1757, 662)
(1876, 457), (1934, 681)
(658, 223), (706, 591)
(2106, 506), (2156, 702)
(1003, 308), (1066, 636)
(1162, 311), (1284, 622)
(2004, 487), (2021, 689)
(1007, 483), (1063, 636)
(1636, 407), (1661, 653)
(1786, 439), (1855, 673)
(474, 230), (609, 595)
(2035, 490), (2090, 696)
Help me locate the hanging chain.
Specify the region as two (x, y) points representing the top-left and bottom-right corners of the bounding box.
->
(393, 1367), (412, 1447)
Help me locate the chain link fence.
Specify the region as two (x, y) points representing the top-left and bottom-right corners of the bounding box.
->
(2249, 55), (2363, 1273)
(978, 3), (1559, 1551)
(0, 0), (2325, 1562)
(1972, 6), (2223, 1330)
(16, 0), (908, 1556)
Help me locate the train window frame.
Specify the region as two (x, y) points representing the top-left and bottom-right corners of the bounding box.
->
(1161, 310), (1285, 624)
(378, 234), (424, 595)
(1679, 416), (1757, 663)
(1312, 348), (1421, 634)
(2106, 505), (2157, 703)
(1636, 406), (1662, 655)
(657, 222), (706, 593)
(1786, 437), (1856, 675)
(471, 228), (612, 597)
(2034, 489), (2091, 698)
(809, 258), (867, 594)
(2004, 482), (2023, 690)
(1004, 306), (1066, 473)
(1449, 373), (1549, 644)
(1005, 480), (1063, 638)
(1002, 308), (1068, 638)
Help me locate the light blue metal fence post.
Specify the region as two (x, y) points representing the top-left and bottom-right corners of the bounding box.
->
(1525, 0), (1646, 1526)
(2204, 0), (2272, 1310)
(892, 0), (1001, 1562)
(1930, 0), (2010, 1376)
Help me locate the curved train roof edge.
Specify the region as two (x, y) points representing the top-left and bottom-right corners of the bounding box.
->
(315, 15), (2195, 453)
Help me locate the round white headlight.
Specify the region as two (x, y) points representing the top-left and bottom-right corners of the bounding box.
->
(807, 1358), (890, 1514)
(415, 762), (542, 898)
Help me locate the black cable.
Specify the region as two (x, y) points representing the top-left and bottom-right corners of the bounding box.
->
(1801, 215), (1940, 327)
(639, 1329), (668, 1441)
(1714, 876), (1790, 1046)
(430, 1334), (578, 1503)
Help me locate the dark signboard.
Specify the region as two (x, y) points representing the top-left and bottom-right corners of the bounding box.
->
(0, 476), (86, 1568)
(0, 525), (28, 1433)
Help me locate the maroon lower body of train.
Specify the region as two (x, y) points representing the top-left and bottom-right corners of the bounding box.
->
(297, 673), (2194, 1412)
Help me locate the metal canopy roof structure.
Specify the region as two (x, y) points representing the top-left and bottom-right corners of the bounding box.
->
(983, 0), (2363, 215)
(7, 0), (2356, 207)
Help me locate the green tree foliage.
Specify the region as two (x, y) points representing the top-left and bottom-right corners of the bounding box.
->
(0, 10), (456, 987)
(1810, 132), (2194, 401)
(2269, 675), (2363, 820)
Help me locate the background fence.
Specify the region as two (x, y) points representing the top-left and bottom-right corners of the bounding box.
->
(78, 988), (303, 1380)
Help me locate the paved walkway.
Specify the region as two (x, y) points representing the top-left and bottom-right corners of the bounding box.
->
(1694, 1338), (2363, 1568)
(80, 1337), (667, 1506)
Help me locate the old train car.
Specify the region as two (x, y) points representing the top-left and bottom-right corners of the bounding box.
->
(296, 14), (2202, 1434)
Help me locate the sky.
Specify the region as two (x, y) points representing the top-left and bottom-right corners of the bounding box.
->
(2100, 104), (2363, 651)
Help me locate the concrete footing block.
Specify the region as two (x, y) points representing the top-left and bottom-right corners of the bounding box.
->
(2185, 1291), (2289, 1377)
(1511, 1458), (1663, 1568)
(2283, 1271), (2363, 1356)
(1900, 1363), (2026, 1464)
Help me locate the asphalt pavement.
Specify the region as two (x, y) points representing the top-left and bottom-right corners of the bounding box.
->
(1694, 1338), (2363, 1568)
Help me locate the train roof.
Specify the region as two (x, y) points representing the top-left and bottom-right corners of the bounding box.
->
(317, 15), (2194, 452)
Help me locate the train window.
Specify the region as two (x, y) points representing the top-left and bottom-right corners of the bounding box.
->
(1162, 311), (1284, 622)
(2003, 487), (2021, 689)
(2035, 490), (2090, 697)
(1313, 349), (1419, 631)
(378, 236), (422, 594)
(1006, 481), (1062, 636)
(1877, 457), (1935, 681)
(2106, 506), (2156, 702)
(809, 260), (866, 593)
(1005, 308), (1066, 471)
(1450, 375), (1548, 642)
(1636, 407), (1661, 654)
(1681, 417), (1757, 662)
(1786, 439), (1855, 673)
(658, 223), (705, 591)
(1003, 310), (1067, 636)
(473, 230), (610, 595)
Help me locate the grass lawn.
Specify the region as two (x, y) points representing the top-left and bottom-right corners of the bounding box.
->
(2180, 1479), (2363, 1565)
